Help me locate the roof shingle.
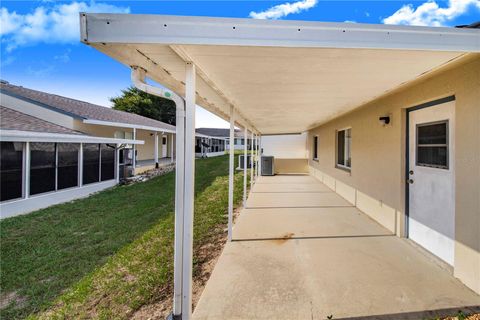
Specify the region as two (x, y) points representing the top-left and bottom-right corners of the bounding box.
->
(0, 82), (175, 132)
(0, 106), (84, 135)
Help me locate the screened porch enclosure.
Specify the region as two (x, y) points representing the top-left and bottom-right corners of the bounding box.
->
(195, 136), (226, 157)
(0, 142), (116, 202)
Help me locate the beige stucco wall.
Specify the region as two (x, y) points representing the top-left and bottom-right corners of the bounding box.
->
(74, 122), (174, 162)
(307, 55), (480, 293)
(275, 159), (308, 174)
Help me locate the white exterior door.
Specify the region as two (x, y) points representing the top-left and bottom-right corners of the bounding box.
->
(408, 100), (455, 265)
(162, 136), (167, 158)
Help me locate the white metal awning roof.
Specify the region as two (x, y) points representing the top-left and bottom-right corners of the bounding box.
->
(81, 14), (480, 134)
(0, 130), (144, 144)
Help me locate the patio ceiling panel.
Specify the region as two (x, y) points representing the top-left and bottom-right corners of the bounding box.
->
(176, 45), (463, 133)
(81, 13), (479, 134)
(91, 43), (256, 131)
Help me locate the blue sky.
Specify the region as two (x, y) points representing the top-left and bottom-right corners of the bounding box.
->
(1, 0), (479, 128)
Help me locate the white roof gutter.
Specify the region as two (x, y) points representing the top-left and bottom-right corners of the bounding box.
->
(0, 130), (144, 144)
(131, 65), (186, 316)
(82, 118), (175, 134)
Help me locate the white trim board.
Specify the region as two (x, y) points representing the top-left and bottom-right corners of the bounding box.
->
(0, 130), (144, 144)
(0, 180), (117, 219)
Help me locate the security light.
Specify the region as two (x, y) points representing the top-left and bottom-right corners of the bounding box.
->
(379, 116), (390, 126)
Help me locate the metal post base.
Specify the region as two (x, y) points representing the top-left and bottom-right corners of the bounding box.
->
(166, 312), (182, 320)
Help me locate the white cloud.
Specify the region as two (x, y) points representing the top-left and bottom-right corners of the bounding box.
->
(0, 55), (15, 67)
(383, 0), (480, 27)
(0, 2), (130, 51)
(249, 0), (318, 20)
(54, 48), (71, 63)
(26, 64), (55, 77)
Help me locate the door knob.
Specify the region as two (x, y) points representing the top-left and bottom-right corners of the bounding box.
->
(409, 170), (414, 175)
(408, 179), (414, 184)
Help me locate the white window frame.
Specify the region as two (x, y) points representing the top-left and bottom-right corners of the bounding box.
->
(336, 127), (351, 171)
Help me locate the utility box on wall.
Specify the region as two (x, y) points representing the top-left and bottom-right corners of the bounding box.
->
(261, 156), (274, 176)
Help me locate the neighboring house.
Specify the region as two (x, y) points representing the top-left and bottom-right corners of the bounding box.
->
(194, 131), (226, 158)
(195, 128), (251, 151)
(0, 105), (141, 219)
(81, 13), (480, 301)
(0, 81), (176, 176)
(0, 82), (238, 218)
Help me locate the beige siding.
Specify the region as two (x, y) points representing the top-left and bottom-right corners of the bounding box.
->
(307, 55), (480, 293)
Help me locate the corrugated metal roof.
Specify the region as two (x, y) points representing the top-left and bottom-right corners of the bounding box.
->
(0, 82), (176, 132)
(0, 106), (84, 135)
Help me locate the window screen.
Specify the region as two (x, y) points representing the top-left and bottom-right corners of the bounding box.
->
(416, 121), (448, 169)
(83, 144), (100, 184)
(30, 142), (56, 195)
(336, 128), (351, 170)
(313, 136), (318, 160)
(58, 143), (79, 190)
(1, 142), (24, 201)
(100, 144), (115, 181)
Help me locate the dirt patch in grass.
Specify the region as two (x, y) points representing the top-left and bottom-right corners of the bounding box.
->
(0, 291), (26, 310)
(442, 313), (480, 320)
(131, 207), (243, 320)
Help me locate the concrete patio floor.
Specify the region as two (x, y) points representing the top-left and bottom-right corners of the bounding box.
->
(193, 175), (480, 320)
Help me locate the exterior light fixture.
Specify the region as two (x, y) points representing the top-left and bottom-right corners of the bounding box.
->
(379, 116), (391, 126)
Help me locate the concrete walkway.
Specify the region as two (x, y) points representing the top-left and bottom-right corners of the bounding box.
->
(193, 175), (480, 320)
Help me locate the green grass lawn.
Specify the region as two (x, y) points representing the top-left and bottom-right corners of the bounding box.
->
(0, 155), (246, 319)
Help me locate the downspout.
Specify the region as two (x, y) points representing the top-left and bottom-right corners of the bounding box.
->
(131, 66), (185, 319)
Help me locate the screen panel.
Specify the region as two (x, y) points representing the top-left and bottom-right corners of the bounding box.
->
(58, 143), (79, 190)
(83, 144), (100, 184)
(0, 142), (24, 201)
(30, 142), (56, 195)
(100, 144), (115, 181)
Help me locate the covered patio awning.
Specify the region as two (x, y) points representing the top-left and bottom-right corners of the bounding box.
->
(81, 14), (479, 134)
(80, 14), (480, 320)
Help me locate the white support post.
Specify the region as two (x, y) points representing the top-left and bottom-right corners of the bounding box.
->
(173, 118), (185, 316)
(55, 144), (59, 191)
(256, 135), (260, 177)
(258, 135), (262, 177)
(228, 106), (235, 242)
(182, 62), (196, 320)
(116, 144), (120, 183)
(243, 127), (247, 207)
(170, 134), (174, 163)
(154, 132), (159, 168)
(250, 131), (254, 189)
(132, 128), (137, 175)
(79, 143), (83, 187)
(24, 142), (30, 199)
